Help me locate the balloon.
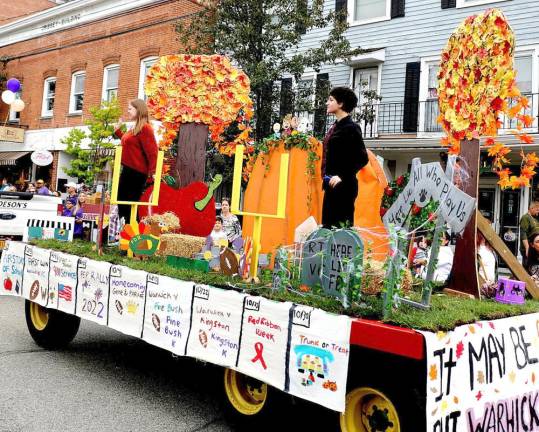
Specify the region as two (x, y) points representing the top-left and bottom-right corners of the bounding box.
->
(11, 99), (25, 112)
(6, 78), (20, 93)
(1, 90), (15, 105)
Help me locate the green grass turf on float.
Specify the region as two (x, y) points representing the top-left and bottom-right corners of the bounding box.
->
(32, 239), (539, 332)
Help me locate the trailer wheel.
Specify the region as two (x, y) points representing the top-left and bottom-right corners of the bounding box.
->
(25, 300), (80, 350)
(223, 368), (269, 416)
(340, 387), (401, 432)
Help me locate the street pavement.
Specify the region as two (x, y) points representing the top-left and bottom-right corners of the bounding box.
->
(0, 297), (338, 432)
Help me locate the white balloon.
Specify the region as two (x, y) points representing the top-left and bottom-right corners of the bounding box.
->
(1, 90), (15, 105)
(11, 99), (25, 112)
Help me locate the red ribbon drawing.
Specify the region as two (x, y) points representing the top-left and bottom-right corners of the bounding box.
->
(251, 342), (267, 369)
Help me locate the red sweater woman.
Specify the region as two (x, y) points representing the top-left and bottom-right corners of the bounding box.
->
(114, 99), (158, 223)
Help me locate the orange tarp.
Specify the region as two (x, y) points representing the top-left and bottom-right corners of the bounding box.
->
(242, 144), (389, 260)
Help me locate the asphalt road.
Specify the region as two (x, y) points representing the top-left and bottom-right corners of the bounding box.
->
(0, 297), (338, 432)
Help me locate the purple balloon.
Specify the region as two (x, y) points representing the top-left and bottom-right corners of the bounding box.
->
(6, 78), (20, 93)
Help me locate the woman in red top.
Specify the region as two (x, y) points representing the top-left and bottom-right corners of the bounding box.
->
(114, 99), (158, 223)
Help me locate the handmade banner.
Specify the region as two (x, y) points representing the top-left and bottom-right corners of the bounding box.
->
(0, 241), (26, 297)
(287, 305), (351, 412)
(49, 251), (79, 314)
(186, 285), (245, 367)
(22, 246), (50, 307)
(143, 275), (194, 355)
(76, 258), (111, 326)
(383, 159), (476, 234)
(235, 296), (292, 390)
(422, 313), (539, 432)
(108, 265), (147, 338)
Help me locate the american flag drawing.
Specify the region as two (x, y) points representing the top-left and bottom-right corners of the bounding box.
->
(58, 284), (72, 301)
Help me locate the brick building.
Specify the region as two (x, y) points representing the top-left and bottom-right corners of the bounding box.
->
(0, 0), (204, 192)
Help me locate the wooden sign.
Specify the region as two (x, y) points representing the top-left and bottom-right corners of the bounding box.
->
(0, 126), (24, 143)
(300, 228), (330, 287)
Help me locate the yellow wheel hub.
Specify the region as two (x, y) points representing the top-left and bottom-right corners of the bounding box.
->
(224, 368), (267, 416)
(29, 302), (49, 331)
(340, 387), (400, 432)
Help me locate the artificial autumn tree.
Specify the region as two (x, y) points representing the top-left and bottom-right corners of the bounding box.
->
(437, 9), (537, 297)
(139, 54), (253, 237)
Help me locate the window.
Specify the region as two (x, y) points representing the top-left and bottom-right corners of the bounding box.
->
(351, 0), (390, 24)
(9, 86), (22, 123)
(138, 57), (158, 100)
(456, 0), (509, 8)
(353, 67), (380, 136)
(41, 77), (56, 117)
(102, 64), (119, 101)
(69, 71), (86, 113)
(514, 55), (532, 94)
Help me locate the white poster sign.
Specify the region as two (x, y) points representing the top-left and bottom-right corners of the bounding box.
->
(49, 251), (79, 314)
(143, 274), (194, 356)
(108, 265), (147, 338)
(22, 246), (50, 307)
(0, 241), (25, 297)
(422, 313), (539, 432)
(186, 285), (245, 367)
(76, 258), (111, 326)
(287, 305), (351, 412)
(235, 296), (292, 390)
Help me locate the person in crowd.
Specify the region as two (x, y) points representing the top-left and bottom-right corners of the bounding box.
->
(62, 199), (75, 217)
(412, 235), (430, 276)
(519, 200), (539, 266)
(220, 198), (242, 247)
(71, 196), (85, 239)
(526, 232), (539, 282)
(36, 179), (50, 195)
(113, 99), (158, 224)
(106, 190), (120, 245)
(65, 182), (79, 205)
(321, 87), (369, 229)
(477, 231), (497, 288)
(429, 231), (454, 283)
(26, 182), (36, 193)
(0, 177), (11, 191)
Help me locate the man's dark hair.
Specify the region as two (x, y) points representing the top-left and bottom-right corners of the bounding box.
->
(329, 87), (358, 113)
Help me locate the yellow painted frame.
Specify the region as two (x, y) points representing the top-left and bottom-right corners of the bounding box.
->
(231, 144), (289, 282)
(110, 146), (165, 257)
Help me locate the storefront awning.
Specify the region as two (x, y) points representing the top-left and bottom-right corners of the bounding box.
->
(0, 151), (30, 166)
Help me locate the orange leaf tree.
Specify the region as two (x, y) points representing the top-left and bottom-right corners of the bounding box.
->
(145, 54), (254, 185)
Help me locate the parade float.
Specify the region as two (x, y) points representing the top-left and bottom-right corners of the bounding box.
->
(1, 10), (539, 432)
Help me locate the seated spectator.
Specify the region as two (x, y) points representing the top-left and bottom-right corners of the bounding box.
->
(429, 231), (454, 283)
(36, 179), (50, 195)
(210, 217), (229, 247)
(412, 235), (429, 276)
(220, 197), (242, 245)
(0, 177), (11, 191)
(526, 232), (539, 282)
(477, 231), (497, 296)
(26, 183), (36, 193)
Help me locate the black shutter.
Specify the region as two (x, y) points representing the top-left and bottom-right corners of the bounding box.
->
(391, 0), (405, 18)
(441, 0), (456, 9)
(296, 0), (308, 34)
(402, 62), (420, 133)
(279, 78), (294, 118)
(313, 73), (330, 137)
(335, 0), (347, 23)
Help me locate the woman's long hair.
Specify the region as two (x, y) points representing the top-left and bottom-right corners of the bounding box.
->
(527, 232), (539, 271)
(130, 99), (150, 135)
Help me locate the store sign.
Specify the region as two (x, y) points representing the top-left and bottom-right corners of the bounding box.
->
(31, 150), (53, 166)
(0, 126), (24, 143)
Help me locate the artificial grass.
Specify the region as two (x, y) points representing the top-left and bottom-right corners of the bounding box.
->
(31, 239), (539, 332)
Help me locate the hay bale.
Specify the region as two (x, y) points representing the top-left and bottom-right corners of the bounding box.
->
(158, 233), (205, 258)
(142, 212), (180, 232)
(360, 259), (413, 296)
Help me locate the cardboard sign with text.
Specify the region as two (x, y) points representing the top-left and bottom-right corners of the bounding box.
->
(22, 246), (50, 307)
(0, 241), (25, 297)
(76, 258), (111, 326)
(49, 251), (79, 314)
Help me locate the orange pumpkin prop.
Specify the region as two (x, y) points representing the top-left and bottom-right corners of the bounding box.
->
(242, 144), (388, 261)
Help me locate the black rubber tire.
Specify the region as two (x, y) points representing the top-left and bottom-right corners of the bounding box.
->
(25, 300), (81, 350)
(221, 368), (286, 430)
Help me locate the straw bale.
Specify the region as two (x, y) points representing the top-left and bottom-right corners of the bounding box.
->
(159, 233), (205, 258)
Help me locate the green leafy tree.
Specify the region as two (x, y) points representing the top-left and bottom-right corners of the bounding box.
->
(176, 0), (361, 139)
(62, 99), (122, 185)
